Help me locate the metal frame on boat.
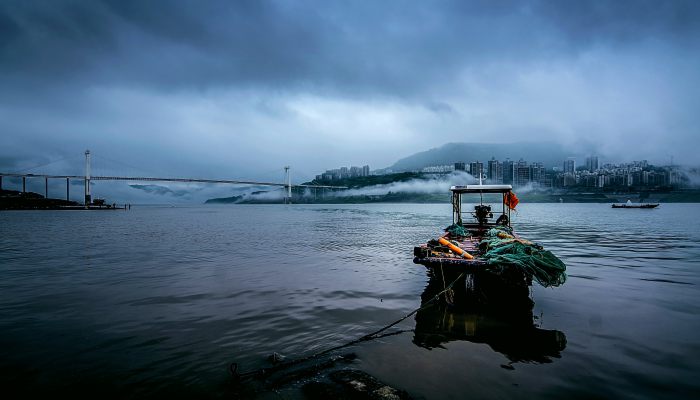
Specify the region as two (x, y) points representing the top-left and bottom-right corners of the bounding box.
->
(450, 184), (513, 229)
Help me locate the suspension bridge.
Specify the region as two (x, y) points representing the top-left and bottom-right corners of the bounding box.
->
(0, 150), (346, 205)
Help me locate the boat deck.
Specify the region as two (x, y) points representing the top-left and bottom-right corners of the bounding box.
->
(413, 222), (523, 271)
(413, 234), (488, 271)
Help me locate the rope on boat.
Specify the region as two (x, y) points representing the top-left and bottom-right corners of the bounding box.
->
(439, 262), (455, 305)
(230, 272), (466, 381)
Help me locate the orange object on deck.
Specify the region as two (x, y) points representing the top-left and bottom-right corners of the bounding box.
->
(438, 237), (474, 259)
(504, 192), (519, 210)
(497, 231), (514, 239)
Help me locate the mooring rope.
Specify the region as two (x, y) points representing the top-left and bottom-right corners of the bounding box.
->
(230, 272), (466, 381)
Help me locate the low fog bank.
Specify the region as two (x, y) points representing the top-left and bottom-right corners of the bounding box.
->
(332, 172), (476, 197)
(682, 167), (700, 187)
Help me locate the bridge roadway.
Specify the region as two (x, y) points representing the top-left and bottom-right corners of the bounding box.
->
(0, 173), (346, 189)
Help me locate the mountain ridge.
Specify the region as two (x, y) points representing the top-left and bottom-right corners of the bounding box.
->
(388, 142), (576, 171)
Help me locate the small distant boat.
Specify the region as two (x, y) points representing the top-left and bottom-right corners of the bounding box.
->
(612, 200), (659, 209)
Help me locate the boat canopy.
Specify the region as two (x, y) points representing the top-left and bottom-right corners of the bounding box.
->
(450, 184), (515, 227)
(450, 185), (513, 193)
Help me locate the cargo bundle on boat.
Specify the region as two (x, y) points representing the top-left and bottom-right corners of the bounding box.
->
(413, 184), (566, 298)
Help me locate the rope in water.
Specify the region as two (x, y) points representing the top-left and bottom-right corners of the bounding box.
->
(230, 272), (466, 381)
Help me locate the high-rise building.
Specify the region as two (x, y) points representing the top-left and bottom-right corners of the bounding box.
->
(362, 165), (370, 177)
(670, 169), (682, 186)
(564, 158), (576, 174)
(529, 162), (545, 186)
(487, 157), (502, 183)
(598, 175), (606, 188)
(514, 159), (530, 186)
(502, 159), (514, 185)
(585, 156), (599, 172)
(454, 162), (466, 172)
(469, 161), (484, 179)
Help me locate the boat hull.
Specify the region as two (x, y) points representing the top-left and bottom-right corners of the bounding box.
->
(611, 203), (659, 208)
(412, 256), (488, 270)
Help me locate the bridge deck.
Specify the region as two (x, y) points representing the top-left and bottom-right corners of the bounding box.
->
(0, 173), (346, 189)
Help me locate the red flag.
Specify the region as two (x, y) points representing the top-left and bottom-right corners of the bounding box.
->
(505, 192), (519, 210)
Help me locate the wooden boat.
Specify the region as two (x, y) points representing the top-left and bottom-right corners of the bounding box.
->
(413, 184), (518, 272)
(612, 200), (659, 209)
(413, 182), (567, 299)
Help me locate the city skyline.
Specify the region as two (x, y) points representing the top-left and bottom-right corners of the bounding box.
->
(312, 155), (689, 190)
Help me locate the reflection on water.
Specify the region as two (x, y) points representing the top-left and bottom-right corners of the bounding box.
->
(414, 270), (566, 365)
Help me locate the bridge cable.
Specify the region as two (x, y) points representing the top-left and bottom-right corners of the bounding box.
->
(92, 154), (161, 178)
(11, 154), (80, 174)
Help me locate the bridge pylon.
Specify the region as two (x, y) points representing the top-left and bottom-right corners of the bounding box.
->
(284, 166), (291, 204)
(84, 149), (91, 206)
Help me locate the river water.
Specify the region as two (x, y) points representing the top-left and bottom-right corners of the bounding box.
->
(1, 203), (699, 399)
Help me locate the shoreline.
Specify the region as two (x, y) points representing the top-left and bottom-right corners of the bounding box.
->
(0, 189), (127, 211)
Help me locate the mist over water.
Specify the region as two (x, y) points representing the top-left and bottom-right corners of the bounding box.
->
(334, 172), (476, 197)
(1, 203), (699, 399)
(223, 172), (478, 203)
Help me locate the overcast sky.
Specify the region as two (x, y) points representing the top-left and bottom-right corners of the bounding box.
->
(1, 0), (699, 190)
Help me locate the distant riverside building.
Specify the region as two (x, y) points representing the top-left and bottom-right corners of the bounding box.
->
(669, 169), (682, 186)
(563, 158), (576, 174)
(454, 162), (466, 172)
(469, 161), (484, 179)
(422, 164), (455, 173)
(502, 159), (514, 185)
(585, 156), (599, 172)
(317, 165), (371, 181)
(513, 158), (530, 187)
(529, 162), (545, 186)
(487, 157), (503, 183)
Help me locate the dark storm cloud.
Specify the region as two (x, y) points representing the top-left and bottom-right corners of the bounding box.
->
(2, 0), (698, 97)
(533, 0), (700, 45)
(0, 0), (326, 93)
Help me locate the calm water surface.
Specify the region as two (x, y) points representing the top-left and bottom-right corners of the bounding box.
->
(1, 203), (699, 399)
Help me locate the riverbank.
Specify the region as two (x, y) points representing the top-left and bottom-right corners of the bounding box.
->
(0, 189), (79, 210)
(0, 190), (128, 210)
